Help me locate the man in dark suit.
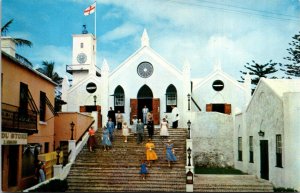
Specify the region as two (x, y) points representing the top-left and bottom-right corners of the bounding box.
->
(107, 107), (116, 127)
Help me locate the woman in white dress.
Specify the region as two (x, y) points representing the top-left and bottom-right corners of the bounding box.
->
(122, 122), (130, 142)
(131, 115), (138, 134)
(160, 118), (169, 138)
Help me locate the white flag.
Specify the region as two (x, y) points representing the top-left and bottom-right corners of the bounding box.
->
(84, 2), (96, 16)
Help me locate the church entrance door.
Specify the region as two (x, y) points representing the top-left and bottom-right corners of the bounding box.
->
(130, 98), (160, 125)
(130, 85), (160, 125)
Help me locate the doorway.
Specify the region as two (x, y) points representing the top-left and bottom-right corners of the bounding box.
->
(138, 99), (153, 121)
(137, 85), (153, 121)
(260, 140), (269, 180)
(8, 145), (18, 187)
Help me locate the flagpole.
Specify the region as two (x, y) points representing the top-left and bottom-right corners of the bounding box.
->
(94, 1), (97, 72)
(94, 1), (96, 38)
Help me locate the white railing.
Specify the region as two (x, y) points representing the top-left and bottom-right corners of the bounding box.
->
(23, 125), (93, 192)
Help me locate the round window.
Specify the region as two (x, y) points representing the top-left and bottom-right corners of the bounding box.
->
(86, 82), (97, 93)
(137, 62), (153, 78)
(212, 80), (224, 91)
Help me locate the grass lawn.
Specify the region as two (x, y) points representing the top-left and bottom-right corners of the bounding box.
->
(195, 167), (246, 175)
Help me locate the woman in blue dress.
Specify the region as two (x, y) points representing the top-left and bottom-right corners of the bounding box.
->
(101, 126), (112, 151)
(165, 140), (177, 167)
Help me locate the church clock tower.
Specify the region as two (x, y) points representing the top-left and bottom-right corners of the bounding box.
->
(67, 25), (100, 85)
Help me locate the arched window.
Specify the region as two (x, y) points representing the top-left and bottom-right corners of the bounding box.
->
(166, 84), (177, 112)
(114, 85), (125, 113)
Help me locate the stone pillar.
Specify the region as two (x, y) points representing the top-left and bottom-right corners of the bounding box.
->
(101, 59), (109, 127)
(186, 166), (194, 192)
(53, 165), (63, 178)
(186, 138), (194, 192)
(68, 140), (76, 162)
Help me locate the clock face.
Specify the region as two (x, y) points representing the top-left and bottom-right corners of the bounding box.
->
(137, 62), (153, 78)
(77, 53), (87, 64)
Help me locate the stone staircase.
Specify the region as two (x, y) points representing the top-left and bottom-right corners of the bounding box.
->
(194, 174), (274, 192)
(66, 127), (187, 192)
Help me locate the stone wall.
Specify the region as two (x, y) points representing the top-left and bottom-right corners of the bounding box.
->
(191, 112), (234, 167)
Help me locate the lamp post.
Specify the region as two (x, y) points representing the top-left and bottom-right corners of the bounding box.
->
(93, 95), (97, 106)
(187, 147), (192, 166)
(70, 121), (75, 140)
(56, 147), (61, 165)
(258, 130), (265, 137)
(187, 120), (191, 139)
(187, 94), (191, 111)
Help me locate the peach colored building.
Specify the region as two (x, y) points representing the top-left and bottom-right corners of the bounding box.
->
(1, 38), (57, 191)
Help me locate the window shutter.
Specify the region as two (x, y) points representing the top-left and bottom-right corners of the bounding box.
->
(224, 104), (231, 115)
(152, 98), (160, 125)
(130, 99), (137, 124)
(206, 104), (212, 112)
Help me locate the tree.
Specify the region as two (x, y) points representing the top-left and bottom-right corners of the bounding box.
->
(36, 61), (63, 84)
(36, 61), (65, 112)
(280, 31), (300, 77)
(1, 19), (33, 67)
(240, 60), (278, 93)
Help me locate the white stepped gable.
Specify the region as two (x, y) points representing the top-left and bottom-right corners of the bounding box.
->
(141, 28), (150, 47)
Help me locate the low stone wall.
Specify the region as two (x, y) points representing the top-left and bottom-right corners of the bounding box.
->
(191, 112), (234, 167)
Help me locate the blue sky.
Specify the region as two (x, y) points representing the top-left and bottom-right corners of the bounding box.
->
(2, 0), (300, 80)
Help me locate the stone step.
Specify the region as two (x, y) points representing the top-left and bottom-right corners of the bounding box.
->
(194, 175), (274, 192)
(66, 128), (187, 192)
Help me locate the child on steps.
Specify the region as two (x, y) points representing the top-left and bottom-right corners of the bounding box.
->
(139, 160), (148, 180)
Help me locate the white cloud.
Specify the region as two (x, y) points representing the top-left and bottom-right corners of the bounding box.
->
(101, 23), (142, 42)
(31, 45), (72, 78)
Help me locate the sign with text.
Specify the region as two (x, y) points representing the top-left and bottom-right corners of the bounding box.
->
(1, 132), (27, 145)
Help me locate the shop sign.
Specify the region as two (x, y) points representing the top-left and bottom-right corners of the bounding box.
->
(1, 132), (27, 145)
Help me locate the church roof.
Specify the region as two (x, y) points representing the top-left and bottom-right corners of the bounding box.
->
(193, 68), (246, 91)
(109, 29), (183, 79)
(258, 78), (300, 98)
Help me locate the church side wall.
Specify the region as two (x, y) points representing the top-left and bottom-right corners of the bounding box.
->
(283, 92), (300, 190)
(245, 82), (285, 187)
(191, 112), (234, 167)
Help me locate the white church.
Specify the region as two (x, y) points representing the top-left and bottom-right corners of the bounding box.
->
(61, 29), (300, 190)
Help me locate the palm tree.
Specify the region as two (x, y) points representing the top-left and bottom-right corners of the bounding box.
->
(36, 61), (63, 84)
(1, 19), (33, 67)
(36, 61), (65, 112)
(1, 19), (33, 47)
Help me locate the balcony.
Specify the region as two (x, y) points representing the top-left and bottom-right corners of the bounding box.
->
(66, 64), (101, 76)
(2, 103), (38, 135)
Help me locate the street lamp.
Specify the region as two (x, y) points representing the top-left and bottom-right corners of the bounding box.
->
(187, 94), (191, 111)
(93, 95), (97, 106)
(187, 147), (192, 166)
(70, 121), (75, 140)
(258, 130), (265, 137)
(56, 147), (61, 165)
(187, 120), (191, 139)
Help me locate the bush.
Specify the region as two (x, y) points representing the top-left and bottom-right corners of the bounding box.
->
(195, 166), (246, 175)
(273, 187), (298, 192)
(28, 179), (68, 192)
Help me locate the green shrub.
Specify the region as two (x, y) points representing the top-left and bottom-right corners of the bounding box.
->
(195, 166), (246, 175)
(273, 187), (298, 192)
(28, 179), (68, 192)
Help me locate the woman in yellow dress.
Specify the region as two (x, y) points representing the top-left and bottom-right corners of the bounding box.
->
(145, 138), (158, 167)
